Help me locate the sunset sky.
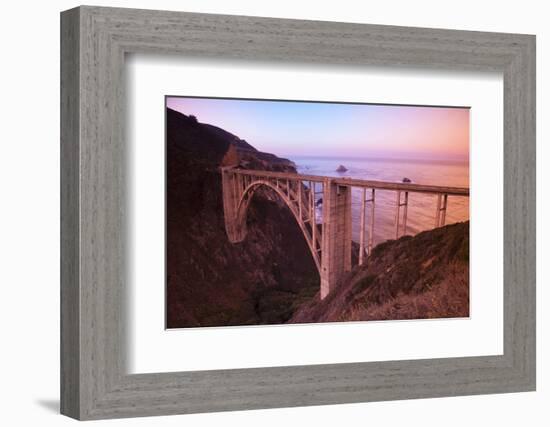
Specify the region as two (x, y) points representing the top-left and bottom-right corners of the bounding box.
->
(166, 97), (470, 162)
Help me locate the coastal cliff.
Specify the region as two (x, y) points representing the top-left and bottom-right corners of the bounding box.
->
(166, 108), (318, 328)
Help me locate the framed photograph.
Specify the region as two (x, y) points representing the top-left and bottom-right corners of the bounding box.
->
(61, 6), (536, 420)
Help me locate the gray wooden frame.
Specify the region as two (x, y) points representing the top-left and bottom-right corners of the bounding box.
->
(60, 5), (536, 420)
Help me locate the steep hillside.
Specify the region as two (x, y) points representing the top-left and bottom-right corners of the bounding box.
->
(290, 221), (469, 323)
(166, 108), (318, 328)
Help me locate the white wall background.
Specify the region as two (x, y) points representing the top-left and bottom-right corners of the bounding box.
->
(0, 0), (546, 425)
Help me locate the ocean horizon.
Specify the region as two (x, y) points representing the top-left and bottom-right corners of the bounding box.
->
(287, 154), (469, 166)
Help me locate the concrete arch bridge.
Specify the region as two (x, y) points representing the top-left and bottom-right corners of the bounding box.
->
(221, 167), (469, 299)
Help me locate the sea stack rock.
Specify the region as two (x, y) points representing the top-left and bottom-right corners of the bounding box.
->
(402, 177), (412, 183)
(336, 164), (348, 172)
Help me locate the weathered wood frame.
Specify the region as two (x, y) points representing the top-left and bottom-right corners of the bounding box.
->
(61, 5), (536, 420)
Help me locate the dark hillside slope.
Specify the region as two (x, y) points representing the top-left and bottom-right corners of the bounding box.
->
(290, 221), (469, 323)
(166, 108), (318, 328)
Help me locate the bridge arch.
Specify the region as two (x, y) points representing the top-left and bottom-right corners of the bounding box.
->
(235, 179), (321, 273)
(221, 167), (353, 299)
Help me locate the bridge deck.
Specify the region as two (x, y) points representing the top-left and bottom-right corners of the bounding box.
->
(229, 168), (469, 196)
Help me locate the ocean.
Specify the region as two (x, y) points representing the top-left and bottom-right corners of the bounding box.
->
(289, 156), (470, 247)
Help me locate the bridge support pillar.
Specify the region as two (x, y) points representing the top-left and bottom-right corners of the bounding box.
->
(320, 180), (352, 299)
(221, 168), (247, 242)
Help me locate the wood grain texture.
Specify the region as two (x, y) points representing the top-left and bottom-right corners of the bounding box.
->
(60, 7), (80, 419)
(60, 5), (536, 420)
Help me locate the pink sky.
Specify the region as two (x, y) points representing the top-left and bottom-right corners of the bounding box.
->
(167, 97), (470, 162)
